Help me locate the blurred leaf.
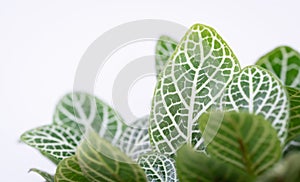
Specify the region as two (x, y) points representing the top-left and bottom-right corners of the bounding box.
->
(29, 168), (54, 182)
(55, 156), (89, 182)
(53, 92), (126, 145)
(199, 111), (282, 175)
(76, 131), (147, 182)
(284, 135), (300, 157)
(258, 152), (300, 182)
(286, 87), (300, 141)
(117, 116), (152, 161)
(155, 35), (178, 77)
(176, 145), (253, 182)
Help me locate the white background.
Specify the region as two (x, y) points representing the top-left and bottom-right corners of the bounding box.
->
(1, 0), (300, 181)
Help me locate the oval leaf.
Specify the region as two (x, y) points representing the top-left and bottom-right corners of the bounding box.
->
(21, 124), (82, 162)
(256, 46), (300, 89)
(199, 111), (282, 175)
(138, 153), (178, 182)
(55, 156), (89, 182)
(54, 92), (126, 145)
(155, 35), (178, 77)
(150, 24), (241, 155)
(221, 65), (289, 143)
(76, 131), (147, 182)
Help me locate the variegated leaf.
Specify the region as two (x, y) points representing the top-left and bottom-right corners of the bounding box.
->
(29, 168), (54, 182)
(221, 65), (289, 144)
(149, 24), (241, 155)
(76, 131), (147, 182)
(199, 111), (282, 176)
(138, 153), (178, 182)
(53, 92), (126, 145)
(21, 124), (82, 163)
(155, 35), (178, 77)
(55, 156), (89, 182)
(176, 145), (253, 182)
(256, 46), (300, 89)
(117, 116), (152, 161)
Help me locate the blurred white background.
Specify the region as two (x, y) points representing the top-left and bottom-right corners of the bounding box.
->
(1, 0), (300, 181)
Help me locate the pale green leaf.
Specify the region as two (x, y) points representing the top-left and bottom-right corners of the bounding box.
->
(257, 152), (300, 182)
(199, 111), (282, 175)
(117, 116), (152, 161)
(29, 168), (54, 182)
(155, 35), (178, 77)
(76, 130), (147, 182)
(55, 156), (89, 182)
(138, 153), (178, 182)
(21, 124), (82, 162)
(149, 24), (241, 155)
(256, 46), (300, 89)
(53, 92), (126, 145)
(176, 145), (254, 182)
(220, 65), (289, 144)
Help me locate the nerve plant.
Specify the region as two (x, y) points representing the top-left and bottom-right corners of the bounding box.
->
(21, 24), (300, 182)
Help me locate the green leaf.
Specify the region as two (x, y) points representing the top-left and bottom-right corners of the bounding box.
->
(257, 152), (300, 182)
(138, 153), (178, 182)
(199, 111), (282, 175)
(149, 24), (241, 155)
(176, 145), (253, 182)
(55, 156), (89, 182)
(29, 168), (54, 182)
(117, 116), (152, 161)
(21, 124), (82, 163)
(76, 130), (147, 182)
(256, 46), (300, 89)
(221, 65), (289, 144)
(53, 92), (126, 145)
(286, 87), (300, 142)
(155, 35), (178, 77)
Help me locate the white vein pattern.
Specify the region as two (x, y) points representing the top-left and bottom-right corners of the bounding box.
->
(149, 24), (241, 155)
(221, 66), (289, 144)
(117, 116), (152, 161)
(21, 124), (82, 161)
(53, 92), (126, 145)
(256, 46), (300, 89)
(138, 153), (178, 182)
